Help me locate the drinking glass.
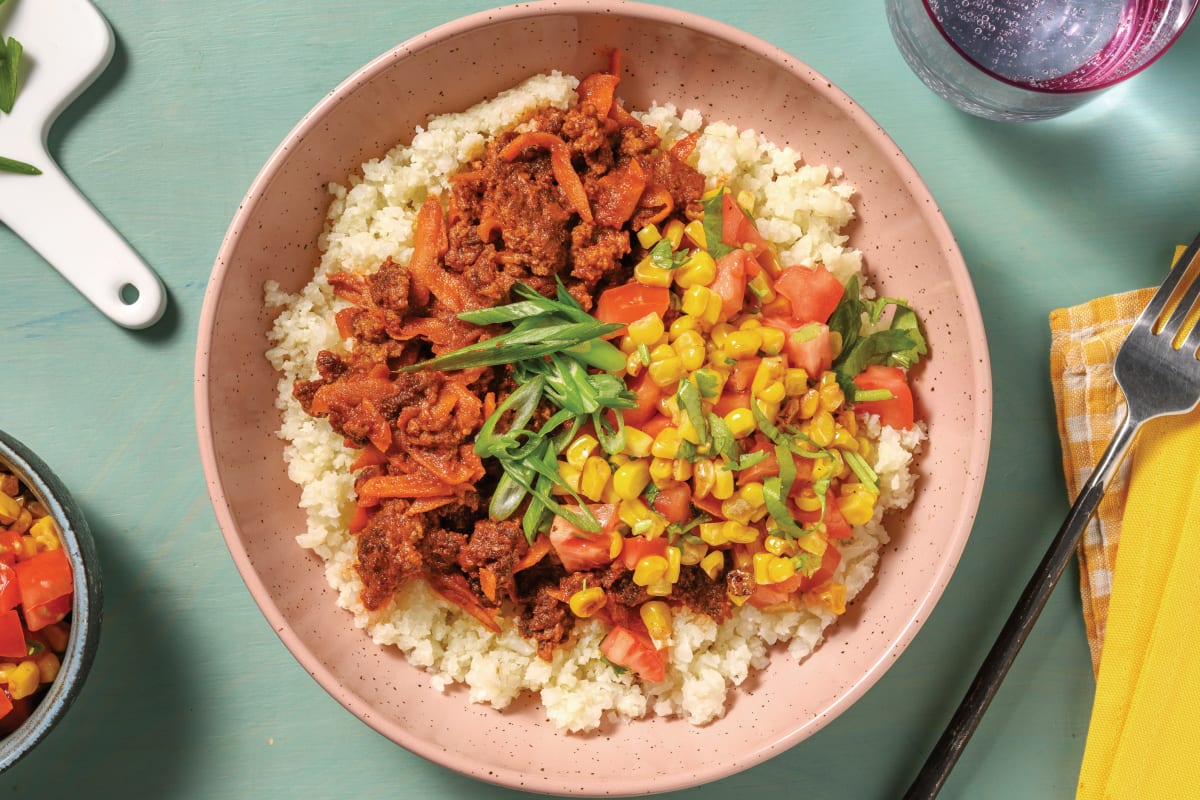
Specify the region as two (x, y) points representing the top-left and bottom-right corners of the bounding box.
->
(886, 0), (1199, 121)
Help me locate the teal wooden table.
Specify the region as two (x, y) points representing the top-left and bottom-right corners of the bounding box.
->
(3, 1), (1197, 797)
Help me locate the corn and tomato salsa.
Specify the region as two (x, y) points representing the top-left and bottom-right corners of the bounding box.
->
(0, 469), (73, 733)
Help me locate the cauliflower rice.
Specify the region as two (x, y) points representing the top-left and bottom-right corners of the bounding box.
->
(265, 72), (925, 732)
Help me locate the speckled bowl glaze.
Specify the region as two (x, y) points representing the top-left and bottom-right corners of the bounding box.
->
(195, 2), (991, 795)
(0, 430), (102, 773)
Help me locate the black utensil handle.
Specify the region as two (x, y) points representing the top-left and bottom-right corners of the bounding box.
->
(903, 418), (1139, 799)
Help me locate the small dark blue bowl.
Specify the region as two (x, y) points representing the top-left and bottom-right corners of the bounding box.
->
(0, 430), (102, 771)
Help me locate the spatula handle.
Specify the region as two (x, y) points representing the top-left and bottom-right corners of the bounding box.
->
(903, 414), (1141, 798)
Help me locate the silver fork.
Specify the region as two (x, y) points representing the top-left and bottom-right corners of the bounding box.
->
(904, 232), (1200, 798)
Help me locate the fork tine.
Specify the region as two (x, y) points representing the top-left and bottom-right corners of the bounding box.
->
(1137, 231), (1200, 329)
(1160, 251), (1200, 340)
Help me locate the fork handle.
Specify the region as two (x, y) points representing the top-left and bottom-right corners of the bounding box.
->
(903, 413), (1142, 799)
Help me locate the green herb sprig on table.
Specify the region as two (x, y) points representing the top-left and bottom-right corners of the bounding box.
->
(403, 279), (636, 542)
(0, 2), (40, 176)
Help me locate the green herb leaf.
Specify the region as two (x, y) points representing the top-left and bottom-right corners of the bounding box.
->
(649, 238), (691, 270)
(643, 482), (661, 505)
(826, 274), (863, 358)
(693, 368), (721, 399)
(676, 377), (707, 447)
(707, 413), (738, 461)
(0, 155), (40, 175)
(1, 36), (22, 114)
(833, 328), (920, 394)
(886, 305), (928, 368)
(700, 191), (735, 259)
(722, 449), (769, 472)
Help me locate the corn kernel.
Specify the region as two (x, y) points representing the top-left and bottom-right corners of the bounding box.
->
(831, 425), (858, 451)
(580, 456), (612, 502)
(753, 551), (774, 584)
(556, 461), (582, 494)
(678, 412), (701, 445)
(712, 468), (735, 500)
(648, 356), (683, 387)
(681, 285), (712, 317)
(646, 577), (674, 597)
(669, 315), (699, 341)
(725, 329), (763, 359)
(755, 397), (780, 426)
(612, 460), (651, 501)
(808, 582), (847, 614)
(759, 380), (786, 405)
(739, 481), (765, 508)
(748, 272), (776, 302)
(640, 600), (673, 641)
(658, 393), (681, 422)
(566, 434), (600, 470)
(623, 427), (654, 458)
(29, 516), (60, 550)
(764, 535), (789, 557)
(628, 313), (666, 346)
(721, 496), (756, 525)
(838, 485), (877, 526)
(8, 661), (39, 700)
(699, 521), (727, 546)
(624, 350), (644, 377)
(671, 458), (693, 482)
(692, 458), (716, 499)
(721, 407), (754, 439)
(818, 373), (845, 412)
(665, 546), (682, 583)
(700, 550), (725, 579)
(723, 520), (760, 544)
(634, 256), (674, 288)
(675, 250), (716, 289)
(679, 537), (708, 565)
(610, 530), (625, 559)
(637, 224), (662, 249)
(752, 356), (786, 396)
(633, 555), (669, 586)
(768, 555), (796, 583)
(758, 326), (785, 355)
(665, 219), (685, 249)
(651, 427), (682, 459)
(808, 410), (836, 447)
(0, 494), (19, 525)
(683, 219), (708, 250)
(710, 322), (734, 348)
(796, 530), (828, 556)
(799, 388), (821, 419)
(703, 291), (724, 325)
(784, 368), (809, 397)
(569, 586), (607, 618)
(649, 456), (674, 483)
(795, 489), (824, 513)
(735, 190), (755, 214)
(811, 452), (842, 482)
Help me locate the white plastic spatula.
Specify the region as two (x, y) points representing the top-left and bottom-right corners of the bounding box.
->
(0, 0), (165, 329)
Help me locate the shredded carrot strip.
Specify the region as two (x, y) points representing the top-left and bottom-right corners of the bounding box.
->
(348, 504), (374, 533)
(638, 185), (674, 226)
(405, 497), (455, 516)
(668, 131), (700, 163)
(607, 100), (641, 128)
(350, 445), (388, 471)
(427, 573), (501, 633)
(608, 48), (622, 78)
(359, 474), (455, 498)
(513, 534), (552, 573)
(500, 132), (593, 222)
(478, 567), (499, 603)
(577, 72), (620, 118)
(593, 158), (647, 228)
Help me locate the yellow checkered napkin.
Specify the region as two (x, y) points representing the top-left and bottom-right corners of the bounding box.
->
(1050, 247), (1200, 799)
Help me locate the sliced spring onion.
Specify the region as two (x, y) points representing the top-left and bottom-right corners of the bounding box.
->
(843, 450), (879, 494)
(852, 388), (895, 403)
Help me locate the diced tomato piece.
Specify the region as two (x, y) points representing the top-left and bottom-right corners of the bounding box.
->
(691, 492), (725, 520)
(549, 504), (619, 572)
(639, 413), (672, 439)
(0, 563), (19, 612)
(0, 690), (13, 727)
(0, 531), (20, 567)
(799, 545), (842, 592)
(823, 497), (853, 539)
(764, 318), (832, 377)
(24, 593), (71, 632)
(720, 193), (771, 275)
(594, 283), (670, 329)
(712, 389), (751, 417)
(727, 358), (760, 393)
(650, 483), (692, 524)
(600, 624), (666, 682)
(774, 264), (845, 325)
(620, 535), (669, 571)
(623, 371), (664, 427)
(0, 610), (25, 659)
(14, 548), (72, 611)
(710, 250), (749, 321)
(736, 439), (780, 485)
(852, 365), (915, 429)
(747, 574), (804, 609)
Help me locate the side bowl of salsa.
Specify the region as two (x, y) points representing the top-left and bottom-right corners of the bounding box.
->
(0, 429), (102, 772)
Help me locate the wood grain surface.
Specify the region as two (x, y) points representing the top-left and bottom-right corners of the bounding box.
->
(1, 1), (1197, 797)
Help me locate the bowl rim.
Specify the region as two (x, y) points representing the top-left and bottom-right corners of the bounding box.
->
(194, 0), (993, 793)
(0, 429), (103, 773)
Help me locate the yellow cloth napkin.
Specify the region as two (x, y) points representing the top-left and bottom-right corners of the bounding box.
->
(1049, 248), (1200, 799)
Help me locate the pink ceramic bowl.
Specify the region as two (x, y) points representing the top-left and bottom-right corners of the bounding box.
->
(195, 2), (991, 795)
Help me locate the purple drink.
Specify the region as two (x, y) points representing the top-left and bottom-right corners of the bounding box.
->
(887, 0), (1198, 120)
